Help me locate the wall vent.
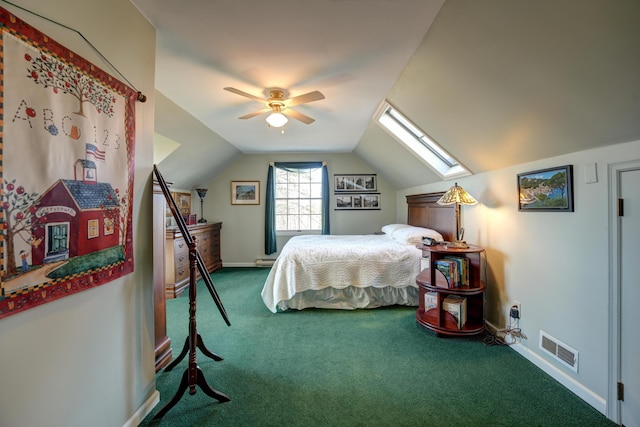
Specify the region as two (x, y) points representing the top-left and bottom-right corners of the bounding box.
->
(255, 259), (275, 267)
(539, 331), (578, 372)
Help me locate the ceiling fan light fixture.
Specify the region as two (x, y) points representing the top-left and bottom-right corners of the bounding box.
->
(266, 112), (288, 128)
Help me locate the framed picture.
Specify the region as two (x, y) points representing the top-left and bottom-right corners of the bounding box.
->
(335, 193), (381, 210)
(171, 191), (192, 216)
(517, 165), (574, 212)
(334, 174), (377, 192)
(231, 181), (260, 205)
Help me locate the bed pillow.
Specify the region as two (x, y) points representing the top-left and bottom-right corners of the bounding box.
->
(389, 226), (444, 245)
(380, 223), (410, 235)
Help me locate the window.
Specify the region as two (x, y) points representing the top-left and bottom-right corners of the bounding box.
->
(265, 161), (329, 255)
(104, 217), (114, 235)
(375, 101), (470, 179)
(87, 219), (99, 238)
(274, 166), (323, 231)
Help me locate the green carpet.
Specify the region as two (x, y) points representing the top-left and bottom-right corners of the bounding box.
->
(141, 267), (614, 426)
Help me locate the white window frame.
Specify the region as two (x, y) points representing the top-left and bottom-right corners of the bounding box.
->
(274, 166), (324, 234)
(374, 101), (470, 180)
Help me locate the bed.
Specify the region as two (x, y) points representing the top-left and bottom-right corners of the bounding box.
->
(260, 192), (456, 312)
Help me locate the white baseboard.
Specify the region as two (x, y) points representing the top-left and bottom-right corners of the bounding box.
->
(123, 390), (159, 427)
(222, 262), (272, 268)
(485, 321), (607, 415)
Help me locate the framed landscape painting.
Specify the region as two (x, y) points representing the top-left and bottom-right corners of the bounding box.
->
(231, 181), (260, 205)
(517, 165), (574, 212)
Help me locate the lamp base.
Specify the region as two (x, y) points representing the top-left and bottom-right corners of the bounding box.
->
(446, 240), (469, 249)
(197, 218), (207, 224)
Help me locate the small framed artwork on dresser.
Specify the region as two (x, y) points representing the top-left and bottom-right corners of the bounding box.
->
(171, 191), (192, 216)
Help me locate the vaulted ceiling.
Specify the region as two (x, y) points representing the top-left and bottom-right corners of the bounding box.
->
(133, 0), (640, 190)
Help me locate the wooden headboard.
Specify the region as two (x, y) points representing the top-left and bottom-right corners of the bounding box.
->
(406, 192), (456, 242)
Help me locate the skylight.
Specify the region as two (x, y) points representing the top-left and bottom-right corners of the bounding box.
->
(374, 101), (470, 179)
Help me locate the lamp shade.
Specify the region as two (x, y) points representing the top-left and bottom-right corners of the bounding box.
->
(266, 112), (288, 128)
(195, 188), (208, 199)
(436, 183), (477, 206)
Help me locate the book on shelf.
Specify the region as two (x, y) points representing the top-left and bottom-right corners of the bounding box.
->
(434, 259), (458, 288)
(424, 291), (438, 311)
(444, 255), (470, 286)
(443, 296), (467, 329)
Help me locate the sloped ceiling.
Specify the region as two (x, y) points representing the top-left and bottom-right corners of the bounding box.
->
(138, 0), (640, 190)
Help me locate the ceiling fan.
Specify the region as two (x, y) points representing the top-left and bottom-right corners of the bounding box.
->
(224, 87), (325, 127)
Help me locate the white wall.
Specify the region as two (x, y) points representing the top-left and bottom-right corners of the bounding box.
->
(0, 2), (156, 426)
(200, 152), (397, 265)
(398, 138), (640, 415)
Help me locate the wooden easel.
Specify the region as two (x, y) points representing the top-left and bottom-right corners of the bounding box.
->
(152, 165), (231, 419)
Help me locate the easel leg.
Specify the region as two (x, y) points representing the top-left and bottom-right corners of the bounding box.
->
(152, 370), (190, 420)
(196, 366), (230, 402)
(196, 333), (223, 361)
(152, 366), (230, 420)
(164, 334), (222, 372)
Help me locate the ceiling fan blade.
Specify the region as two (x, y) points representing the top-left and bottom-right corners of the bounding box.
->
(224, 87), (266, 103)
(238, 108), (270, 120)
(287, 109), (315, 124)
(287, 90), (325, 107)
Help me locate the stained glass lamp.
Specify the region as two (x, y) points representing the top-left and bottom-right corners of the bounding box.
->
(196, 188), (208, 223)
(436, 182), (477, 248)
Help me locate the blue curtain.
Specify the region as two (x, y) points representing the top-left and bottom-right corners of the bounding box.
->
(264, 161), (330, 255)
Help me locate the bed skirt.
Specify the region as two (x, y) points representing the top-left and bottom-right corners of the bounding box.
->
(274, 285), (419, 311)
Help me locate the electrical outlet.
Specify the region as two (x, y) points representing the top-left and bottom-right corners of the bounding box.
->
(510, 302), (521, 320)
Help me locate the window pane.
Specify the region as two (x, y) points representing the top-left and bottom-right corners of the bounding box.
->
(310, 199), (322, 214)
(299, 199), (311, 214)
(276, 216), (287, 230)
(299, 183), (311, 198)
(287, 200), (298, 214)
(287, 216), (299, 230)
(275, 186), (287, 198)
(310, 183), (322, 198)
(299, 215), (310, 230)
(276, 169), (288, 183)
(310, 168), (322, 182)
(287, 182), (299, 198)
(275, 200), (287, 214)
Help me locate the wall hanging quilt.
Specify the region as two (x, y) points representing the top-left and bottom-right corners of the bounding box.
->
(0, 8), (136, 319)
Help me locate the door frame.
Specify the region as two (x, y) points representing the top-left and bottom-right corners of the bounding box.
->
(607, 159), (640, 422)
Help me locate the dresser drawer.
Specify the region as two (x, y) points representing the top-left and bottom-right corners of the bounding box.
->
(165, 222), (222, 298)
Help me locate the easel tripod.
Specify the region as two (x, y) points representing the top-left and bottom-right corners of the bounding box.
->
(152, 166), (231, 419)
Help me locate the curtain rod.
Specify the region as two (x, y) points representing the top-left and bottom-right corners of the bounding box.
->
(1, 0), (147, 102)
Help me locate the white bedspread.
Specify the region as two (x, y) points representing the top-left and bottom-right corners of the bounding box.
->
(261, 234), (422, 312)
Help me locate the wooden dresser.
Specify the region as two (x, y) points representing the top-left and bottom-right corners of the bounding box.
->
(165, 222), (222, 298)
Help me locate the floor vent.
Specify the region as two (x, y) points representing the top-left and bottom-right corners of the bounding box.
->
(255, 259), (275, 267)
(539, 331), (579, 372)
